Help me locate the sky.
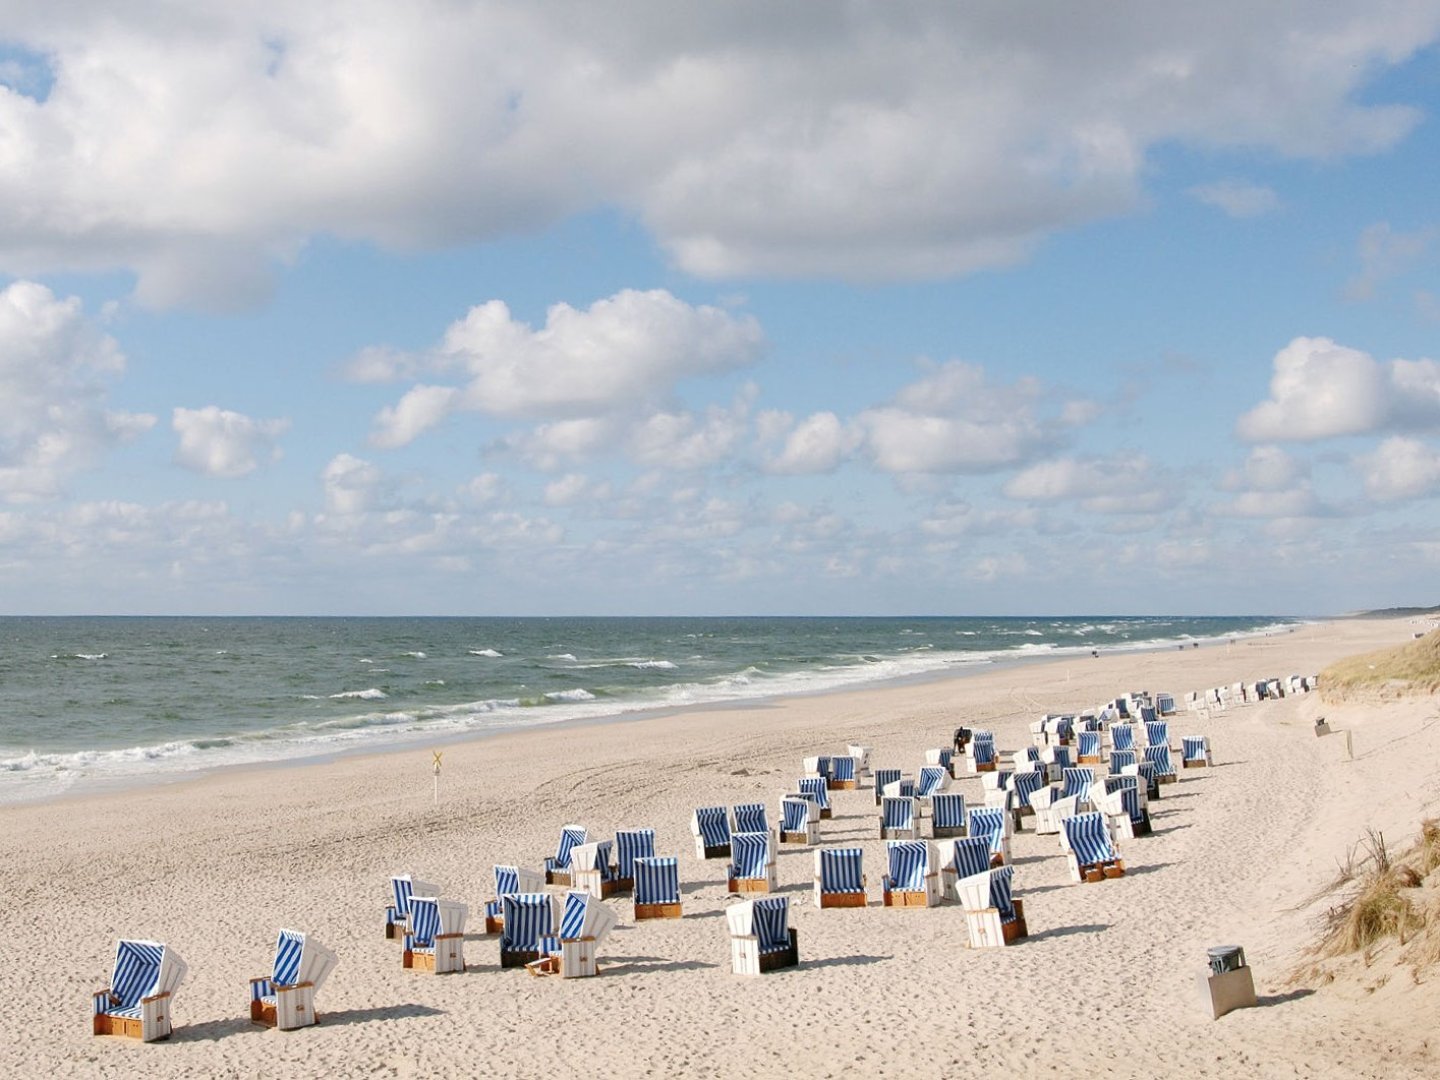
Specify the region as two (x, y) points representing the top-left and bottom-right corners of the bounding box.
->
(1, 2), (1439, 617)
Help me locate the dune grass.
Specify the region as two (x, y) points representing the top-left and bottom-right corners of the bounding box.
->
(1319, 630), (1440, 698)
(1311, 821), (1439, 967)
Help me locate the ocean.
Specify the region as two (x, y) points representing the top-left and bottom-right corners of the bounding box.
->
(0, 614), (1297, 803)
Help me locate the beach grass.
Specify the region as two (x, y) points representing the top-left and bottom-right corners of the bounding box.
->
(1320, 629), (1440, 698)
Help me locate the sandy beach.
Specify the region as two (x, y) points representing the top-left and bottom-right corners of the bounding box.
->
(5, 615), (1439, 1079)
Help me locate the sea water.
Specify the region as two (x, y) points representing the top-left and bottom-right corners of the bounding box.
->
(0, 614), (1296, 802)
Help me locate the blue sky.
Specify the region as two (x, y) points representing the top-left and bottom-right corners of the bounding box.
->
(1, 3), (1439, 616)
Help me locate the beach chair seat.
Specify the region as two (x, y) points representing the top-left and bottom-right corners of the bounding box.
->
(880, 795), (919, 840)
(1096, 775), (1151, 840)
(1062, 811), (1125, 883)
(798, 776), (832, 819)
(386, 874), (442, 940)
(614, 828), (656, 892)
(1010, 768), (1046, 824)
(941, 835), (995, 894)
(727, 830), (777, 893)
(829, 754), (860, 789)
(1144, 744), (1177, 784)
(873, 767), (902, 806)
(1108, 723), (1135, 752)
(967, 805), (1011, 865)
(545, 824), (588, 886)
(1076, 731), (1102, 765)
(929, 791), (968, 839)
(92, 940), (186, 1042)
(1109, 749), (1137, 775)
(956, 865), (1028, 947)
(917, 764), (951, 804)
(780, 795), (819, 845)
(813, 846), (867, 908)
(1182, 735), (1212, 768)
(403, 896), (468, 974)
(570, 840), (620, 899)
(692, 806), (733, 859)
(728, 896), (798, 975)
(527, 890), (618, 978)
(485, 865), (546, 933)
(1060, 766), (1095, 809)
(500, 893), (559, 968)
(882, 839), (940, 907)
(633, 855), (683, 920)
(846, 744), (872, 777)
(249, 928), (337, 1030)
(732, 802), (769, 835)
(965, 731), (997, 773)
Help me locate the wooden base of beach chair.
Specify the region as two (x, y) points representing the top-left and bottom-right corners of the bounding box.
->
(728, 876), (772, 894)
(732, 929), (799, 975)
(829, 778), (859, 790)
(545, 870), (573, 886)
(1132, 814), (1152, 837)
(1157, 774), (1177, 785)
(526, 938), (598, 978)
(634, 901), (683, 920)
(1005, 903), (1029, 943)
(249, 984), (318, 1031)
(404, 937), (465, 974)
(700, 843), (732, 860)
(613, 877), (635, 893)
(484, 914), (504, 935)
(975, 761), (997, 772)
(1183, 759), (1210, 769)
(817, 890), (867, 909)
(1079, 859), (1125, 883)
(963, 900), (1028, 948)
(780, 827), (817, 845)
(1078, 754), (1102, 766)
(880, 826), (920, 840)
(501, 947), (542, 969)
(93, 1013), (161, 1041)
(818, 808), (833, 820)
(930, 824), (966, 839)
(883, 888), (932, 908)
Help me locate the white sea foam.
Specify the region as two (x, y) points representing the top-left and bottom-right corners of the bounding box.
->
(549, 653), (578, 662)
(627, 659), (676, 670)
(330, 688), (387, 701)
(469, 648), (503, 657)
(545, 688), (596, 702)
(403, 651), (427, 659)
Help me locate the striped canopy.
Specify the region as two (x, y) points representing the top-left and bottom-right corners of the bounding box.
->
(633, 856), (680, 904)
(885, 840), (930, 890)
(615, 829), (656, 880)
(930, 792), (967, 829)
(818, 847), (865, 893)
(1063, 811), (1116, 865)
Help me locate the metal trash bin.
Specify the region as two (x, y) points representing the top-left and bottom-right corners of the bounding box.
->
(1207, 945), (1246, 975)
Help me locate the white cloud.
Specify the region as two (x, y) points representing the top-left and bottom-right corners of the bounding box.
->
(543, 473), (610, 507)
(762, 411), (861, 475)
(1344, 221), (1438, 302)
(0, 280), (155, 501)
(1358, 436), (1440, 502)
(172, 406), (289, 477)
(1003, 454), (1177, 513)
(363, 289), (764, 444)
(1187, 180), (1280, 218)
(1237, 336), (1440, 442)
(1214, 488), (1325, 519)
(627, 400), (751, 471)
(1220, 445), (1309, 492)
(321, 453), (384, 516)
(0, 6), (1432, 301)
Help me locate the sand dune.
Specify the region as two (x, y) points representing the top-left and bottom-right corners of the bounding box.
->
(4, 616), (1438, 1079)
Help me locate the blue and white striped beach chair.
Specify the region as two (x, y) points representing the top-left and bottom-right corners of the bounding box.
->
(403, 896), (468, 974)
(615, 828), (656, 890)
(530, 890), (619, 977)
(873, 767), (902, 806)
(847, 744), (873, 777)
(1062, 810), (1125, 882)
(1076, 731), (1102, 764)
(798, 776), (832, 819)
(780, 796), (818, 844)
(883, 839), (940, 907)
(1097, 774), (1151, 839)
(1040, 744), (1071, 782)
(570, 839), (619, 899)
(813, 846), (867, 908)
(692, 805), (733, 859)
(1109, 723), (1135, 752)
(485, 864), (545, 934)
(727, 831), (776, 893)
(880, 794), (919, 839)
(1144, 743), (1177, 783)
(545, 824), (588, 885)
(917, 764), (950, 801)
(733, 802), (769, 834)
(942, 835), (995, 893)
(1109, 749), (1137, 775)
(93, 940), (187, 1042)
(249, 928), (338, 1030)
(803, 755), (833, 783)
(500, 892), (557, 968)
(924, 747), (955, 777)
(829, 754), (860, 789)
(956, 864), (1028, 947)
(930, 791), (968, 838)
(727, 895), (798, 974)
(967, 731), (997, 773)
(1182, 735), (1212, 768)
(633, 855), (683, 919)
(1144, 720), (1170, 750)
(967, 805), (1010, 864)
(386, 874), (442, 940)
(1060, 766), (1095, 807)
(1011, 769), (1046, 820)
